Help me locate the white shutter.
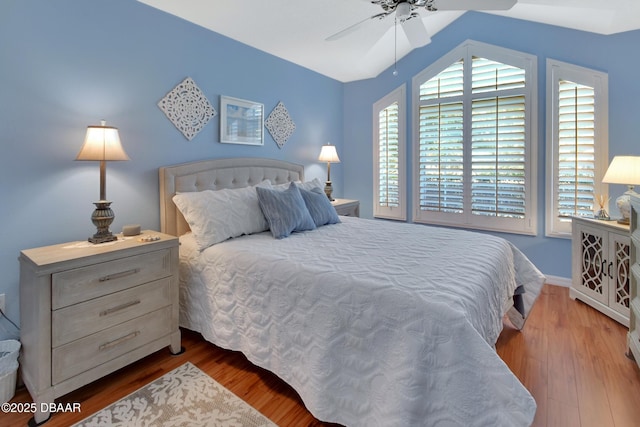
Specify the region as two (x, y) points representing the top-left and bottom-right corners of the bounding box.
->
(418, 60), (465, 214)
(378, 103), (400, 208)
(471, 95), (526, 219)
(374, 85), (406, 220)
(471, 57), (526, 93)
(470, 57), (527, 219)
(556, 81), (596, 218)
(420, 60), (464, 100)
(418, 102), (464, 213)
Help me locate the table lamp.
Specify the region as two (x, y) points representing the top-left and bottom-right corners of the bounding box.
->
(318, 143), (340, 201)
(602, 155), (640, 224)
(75, 120), (130, 243)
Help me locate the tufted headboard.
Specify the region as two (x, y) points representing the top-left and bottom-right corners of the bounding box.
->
(159, 157), (304, 236)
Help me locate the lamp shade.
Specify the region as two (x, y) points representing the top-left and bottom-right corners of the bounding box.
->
(76, 121), (130, 161)
(602, 156), (640, 185)
(318, 144), (340, 163)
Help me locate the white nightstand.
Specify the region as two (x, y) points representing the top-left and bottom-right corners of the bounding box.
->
(332, 199), (360, 217)
(19, 231), (181, 424)
(571, 217), (630, 326)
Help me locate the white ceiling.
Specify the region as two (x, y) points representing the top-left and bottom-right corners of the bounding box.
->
(137, 0), (640, 82)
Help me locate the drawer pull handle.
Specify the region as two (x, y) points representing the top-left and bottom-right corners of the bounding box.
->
(99, 268), (140, 282)
(100, 299), (141, 317)
(99, 331), (140, 351)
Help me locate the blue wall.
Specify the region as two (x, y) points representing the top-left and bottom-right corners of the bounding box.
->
(343, 12), (640, 280)
(0, 0), (343, 328)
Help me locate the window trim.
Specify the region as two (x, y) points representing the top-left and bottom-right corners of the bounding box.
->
(545, 58), (609, 238)
(411, 40), (538, 235)
(373, 84), (407, 220)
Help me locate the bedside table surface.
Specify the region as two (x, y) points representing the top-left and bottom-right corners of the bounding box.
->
(20, 230), (177, 268)
(573, 216), (630, 232)
(332, 198), (358, 204)
(331, 199), (360, 217)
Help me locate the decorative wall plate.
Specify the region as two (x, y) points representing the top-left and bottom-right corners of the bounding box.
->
(158, 77), (216, 141)
(265, 101), (296, 149)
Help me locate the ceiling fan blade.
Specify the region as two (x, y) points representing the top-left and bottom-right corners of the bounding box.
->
(428, 0), (517, 11)
(401, 14), (431, 48)
(326, 12), (391, 41)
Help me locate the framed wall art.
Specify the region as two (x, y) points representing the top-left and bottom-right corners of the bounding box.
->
(220, 96), (264, 145)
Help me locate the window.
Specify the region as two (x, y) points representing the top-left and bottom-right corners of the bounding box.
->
(412, 41), (537, 235)
(546, 59), (608, 237)
(373, 84), (406, 220)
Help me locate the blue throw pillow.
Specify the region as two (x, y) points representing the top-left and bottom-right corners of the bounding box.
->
(299, 187), (341, 227)
(256, 182), (316, 239)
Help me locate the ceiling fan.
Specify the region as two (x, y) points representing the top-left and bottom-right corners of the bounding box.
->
(326, 0), (518, 47)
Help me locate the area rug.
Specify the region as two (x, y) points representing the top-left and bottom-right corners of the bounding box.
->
(73, 362), (277, 427)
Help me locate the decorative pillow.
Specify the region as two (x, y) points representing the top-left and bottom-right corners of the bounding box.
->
(173, 183), (269, 251)
(299, 187), (341, 227)
(256, 182), (316, 239)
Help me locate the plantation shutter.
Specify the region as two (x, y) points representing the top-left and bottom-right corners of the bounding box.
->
(374, 84), (406, 220)
(378, 103), (400, 208)
(470, 57), (527, 219)
(556, 80), (596, 219)
(418, 60), (465, 213)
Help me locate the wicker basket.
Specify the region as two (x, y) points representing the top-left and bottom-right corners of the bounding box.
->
(0, 340), (20, 403)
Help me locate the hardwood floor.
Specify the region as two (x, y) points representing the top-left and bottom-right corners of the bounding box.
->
(496, 285), (640, 427)
(2, 284), (639, 427)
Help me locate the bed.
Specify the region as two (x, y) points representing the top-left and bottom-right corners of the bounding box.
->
(159, 157), (545, 427)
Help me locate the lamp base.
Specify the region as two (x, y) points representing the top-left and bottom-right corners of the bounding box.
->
(89, 201), (117, 244)
(614, 187), (638, 226)
(324, 181), (334, 201)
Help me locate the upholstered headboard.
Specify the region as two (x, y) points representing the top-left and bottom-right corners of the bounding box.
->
(159, 157), (304, 236)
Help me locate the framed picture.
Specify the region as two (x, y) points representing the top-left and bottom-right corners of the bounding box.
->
(220, 96), (264, 145)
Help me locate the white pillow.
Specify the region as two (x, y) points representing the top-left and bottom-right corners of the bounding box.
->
(298, 177), (324, 192)
(173, 183), (270, 251)
(270, 178), (323, 192)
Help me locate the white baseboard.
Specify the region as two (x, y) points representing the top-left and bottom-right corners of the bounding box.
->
(544, 274), (571, 288)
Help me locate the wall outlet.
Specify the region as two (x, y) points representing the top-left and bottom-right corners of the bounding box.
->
(0, 294), (5, 314)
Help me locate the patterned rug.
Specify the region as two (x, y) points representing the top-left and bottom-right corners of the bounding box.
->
(73, 362), (277, 427)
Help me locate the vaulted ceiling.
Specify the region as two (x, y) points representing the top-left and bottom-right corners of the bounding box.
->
(137, 0), (640, 82)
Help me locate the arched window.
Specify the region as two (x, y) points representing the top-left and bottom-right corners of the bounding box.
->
(412, 41), (538, 235)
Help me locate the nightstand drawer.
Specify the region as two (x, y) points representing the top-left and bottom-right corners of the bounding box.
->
(52, 249), (172, 309)
(52, 277), (172, 347)
(52, 306), (172, 385)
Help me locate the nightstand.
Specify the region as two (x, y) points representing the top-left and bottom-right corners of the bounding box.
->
(332, 199), (360, 217)
(571, 217), (630, 326)
(19, 231), (181, 424)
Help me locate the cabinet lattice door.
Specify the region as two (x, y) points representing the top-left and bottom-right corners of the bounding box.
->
(577, 225), (608, 304)
(611, 233), (631, 316)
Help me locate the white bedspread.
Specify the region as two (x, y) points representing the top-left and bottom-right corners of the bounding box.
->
(179, 217), (544, 426)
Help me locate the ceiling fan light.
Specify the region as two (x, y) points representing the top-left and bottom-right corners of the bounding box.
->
(397, 2), (411, 21)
